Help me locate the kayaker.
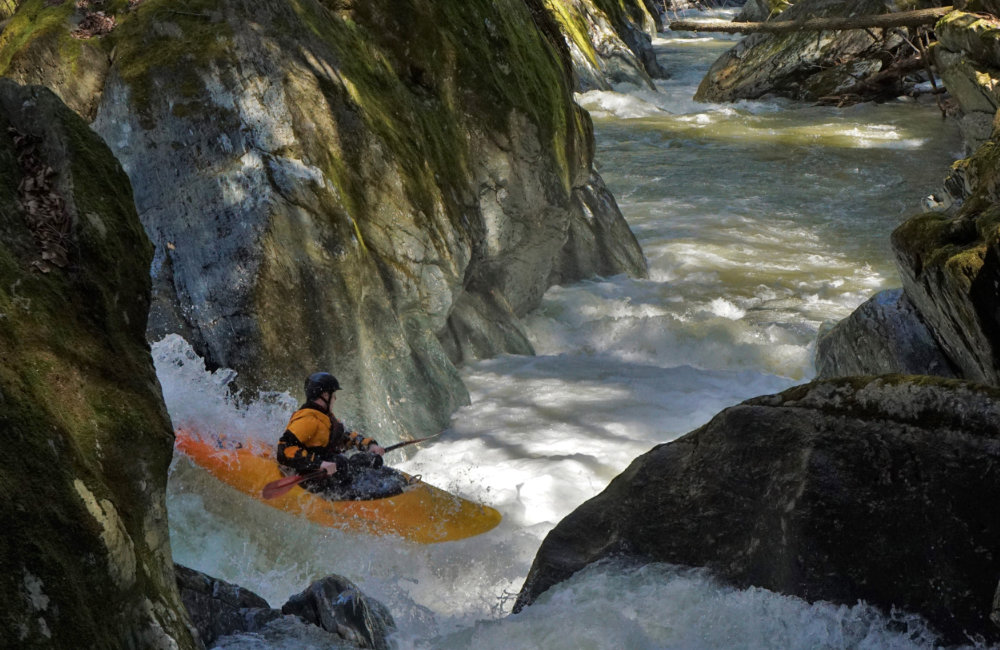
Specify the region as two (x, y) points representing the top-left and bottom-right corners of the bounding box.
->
(277, 371), (392, 499)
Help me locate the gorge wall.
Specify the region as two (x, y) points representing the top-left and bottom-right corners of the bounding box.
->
(0, 0), (648, 442)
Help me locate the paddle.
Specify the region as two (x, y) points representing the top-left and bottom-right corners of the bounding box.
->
(261, 432), (442, 500)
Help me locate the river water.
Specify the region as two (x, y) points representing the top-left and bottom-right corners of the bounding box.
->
(160, 12), (974, 649)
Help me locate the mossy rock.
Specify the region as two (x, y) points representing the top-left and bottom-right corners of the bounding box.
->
(891, 134), (1000, 384)
(0, 80), (196, 648)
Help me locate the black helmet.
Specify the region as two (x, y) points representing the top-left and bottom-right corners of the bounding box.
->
(305, 372), (340, 400)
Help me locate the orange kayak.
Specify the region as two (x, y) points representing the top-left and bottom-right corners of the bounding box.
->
(174, 431), (502, 544)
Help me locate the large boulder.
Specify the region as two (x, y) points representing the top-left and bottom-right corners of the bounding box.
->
(0, 81), (197, 648)
(891, 155), (1000, 386)
(514, 376), (1000, 645)
(814, 288), (957, 379)
(695, 0), (933, 103)
(0, 0), (647, 441)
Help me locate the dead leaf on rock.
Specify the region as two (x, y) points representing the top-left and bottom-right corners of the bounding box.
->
(10, 126), (72, 272)
(71, 10), (116, 38)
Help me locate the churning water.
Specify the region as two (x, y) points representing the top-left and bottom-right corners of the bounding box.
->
(162, 11), (977, 649)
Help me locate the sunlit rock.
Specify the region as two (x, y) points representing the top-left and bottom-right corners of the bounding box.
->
(0, 0), (647, 442)
(695, 0), (920, 102)
(814, 288), (957, 379)
(933, 11), (1000, 153)
(891, 173), (1000, 385)
(515, 376), (1000, 645)
(542, 0), (666, 91)
(0, 80), (197, 648)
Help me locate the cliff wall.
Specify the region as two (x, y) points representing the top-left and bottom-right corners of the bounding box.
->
(0, 0), (647, 439)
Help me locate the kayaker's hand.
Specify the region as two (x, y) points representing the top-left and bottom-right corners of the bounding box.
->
(320, 460), (337, 475)
(369, 444), (385, 456)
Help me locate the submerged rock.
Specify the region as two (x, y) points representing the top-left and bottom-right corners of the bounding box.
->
(515, 376), (1000, 645)
(0, 80), (197, 648)
(814, 288), (957, 379)
(175, 566), (393, 649)
(0, 0), (647, 442)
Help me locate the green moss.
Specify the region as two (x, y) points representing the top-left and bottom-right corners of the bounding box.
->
(274, 0), (579, 231)
(543, 0), (598, 67)
(109, 0), (234, 126)
(0, 0), (74, 73)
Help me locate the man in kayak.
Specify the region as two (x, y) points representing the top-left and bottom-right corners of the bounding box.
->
(277, 372), (401, 500)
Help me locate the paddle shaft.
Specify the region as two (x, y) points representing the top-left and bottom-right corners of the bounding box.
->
(261, 433), (441, 499)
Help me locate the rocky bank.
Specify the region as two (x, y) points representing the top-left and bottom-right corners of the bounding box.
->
(694, 0), (944, 103)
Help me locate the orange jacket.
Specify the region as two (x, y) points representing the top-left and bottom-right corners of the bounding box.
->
(276, 403), (378, 472)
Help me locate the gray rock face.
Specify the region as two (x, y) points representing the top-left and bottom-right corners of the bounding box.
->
(0, 80), (197, 649)
(933, 12), (1000, 154)
(514, 376), (1000, 645)
(1, 0), (647, 441)
(814, 288), (957, 379)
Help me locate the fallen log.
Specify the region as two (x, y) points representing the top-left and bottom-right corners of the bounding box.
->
(669, 6), (953, 33)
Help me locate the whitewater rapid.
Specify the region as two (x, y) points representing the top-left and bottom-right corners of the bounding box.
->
(161, 12), (976, 649)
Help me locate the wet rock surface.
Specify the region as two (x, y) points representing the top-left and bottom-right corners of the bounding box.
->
(177, 565), (395, 650)
(175, 565), (281, 648)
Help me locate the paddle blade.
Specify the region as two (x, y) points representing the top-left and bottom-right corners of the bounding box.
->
(262, 470), (324, 499)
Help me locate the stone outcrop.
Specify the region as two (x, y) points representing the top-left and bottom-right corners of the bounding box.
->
(0, 0), (647, 441)
(695, 0), (936, 103)
(514, 376), (1000, 645)
(543, 0), (667, 91)
(0, 80), (197, 648)
(814, 288), (957, 379)
(816, 8), (1000, 385)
